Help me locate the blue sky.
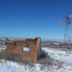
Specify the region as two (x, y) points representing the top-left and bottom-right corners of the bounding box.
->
(0, 0), (72, 39)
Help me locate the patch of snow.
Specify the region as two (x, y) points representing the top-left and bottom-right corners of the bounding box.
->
(53, 43), (60, 45)
(23, 47), (32, 52)
(0, 45), (6, 52)
(42, 47), (72, 64)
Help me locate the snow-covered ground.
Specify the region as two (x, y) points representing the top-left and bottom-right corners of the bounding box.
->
(42, 47), (72, 64)
(0, 45), (6, 52)
(0, 60), (48, 72)
(0, 47), (72, 72)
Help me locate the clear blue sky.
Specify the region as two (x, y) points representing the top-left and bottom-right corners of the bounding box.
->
(0, 0), (72, 39)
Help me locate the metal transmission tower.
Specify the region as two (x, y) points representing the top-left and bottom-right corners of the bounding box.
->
(60, 15), (72, 43)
